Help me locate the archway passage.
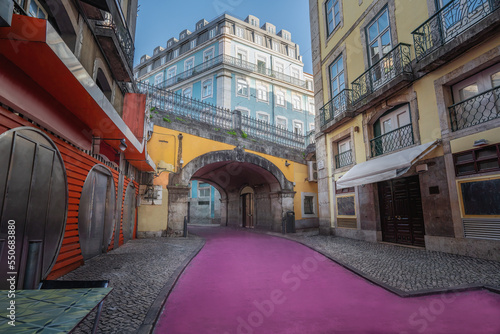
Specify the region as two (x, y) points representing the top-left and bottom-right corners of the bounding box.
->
(0, 128), (67, 289)
(168, 149), (295, 236)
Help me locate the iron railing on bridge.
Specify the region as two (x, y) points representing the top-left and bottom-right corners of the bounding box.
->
(137, 82), (313, 150)
(351, 43), (412, 104)
(370, 124), (414, 157)
(157, 55), (307, 89)
(320, 89), (353, 127)
(449, 85), (500, 131)
(137, 82), (233, 130)
(335, 150), (353, 169)
(412, 0), (500, 61)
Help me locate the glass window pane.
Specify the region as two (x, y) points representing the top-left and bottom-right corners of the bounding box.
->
(478, 160), (499, 171)
(459, 84), (479, 100)
(378, 11), (389, 31)
(491, 71), (500, 88)
(339, 73), (345, 89)
(327, 0), (333, 10)
(332, 81), (338, 96)
(381, 31), (391, 55)
(457, 164), (475, 174)
(330, 64), (337, 78)
(456, 152), (473, 163)
(334, 2), (339, 15)
(368, 23), (378, 42)
(370, 41), (379, 60)
(383, 119), (392, 133)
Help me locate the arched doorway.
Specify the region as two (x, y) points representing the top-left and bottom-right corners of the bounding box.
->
(241, 186), (254, 228)
(78, 165), (116, 261)
(123, 183), (137, 243)
(168, 148), (295, 236)
(0, 127), (67, 289)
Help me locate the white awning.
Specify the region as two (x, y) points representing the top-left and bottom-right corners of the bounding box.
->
(336, 140), (440, 189)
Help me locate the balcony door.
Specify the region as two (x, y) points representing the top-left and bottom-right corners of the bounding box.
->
(367, 8), (392, 87)
(437, 0), (491, 41)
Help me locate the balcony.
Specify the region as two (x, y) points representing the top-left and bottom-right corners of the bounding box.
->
(319, 89), (354, 132)
(370, 124), (414, 157)
(412, 0), (500, 72)
(449, 85), (500, 131)
(335, 150), (353, 169)
(87, 3), (135, 82)
(158, 55), (307, 89)
(351, 43), (413, 109)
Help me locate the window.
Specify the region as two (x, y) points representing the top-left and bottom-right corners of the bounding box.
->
(183, 87), (192, 99)
(275, 62), (284, 73)
(199, 187), (210, 197)
(203, 48), (215, 61)
(453, 144), (500, 176)
(237, 78), (249, 97)
(185, 58), (194, 74)
(329, 56), (345, 98)
(304, 196), (314, 214)
(237, 50), (248, 63)
(28, 0), (47, 19)
(378, 105), (410, 135)
(257, 58), (267, 74)
(257, 112), (270, 123)
(452, 64), (500, 102)
(289, 48), (296, 58)
(293, 121), (303, 135)
(326, 0), (341, 36)
(268, 26), (275, 34)
(173, 49), (179, 58)
(257, 85), (268, 101)
(237, 108), (250, 117)
(367, 8), (391, 66)
(209, 29), (216, 39)
(154, 73), (164, 86)
(273, 41), (280, 52)
(161, 56), (166, 65)
(276, 91), (286, 107)
(293, 96), (302, 110)
(276, 117), (287, 129)
(190, 40), (197, 49)
(236, 27), (244, 38)
(255, 35), (263, 45)
(251, 19), (257, 26)
(373, 104), (412, 156)
(147, 64), (152, 72)
(202, 79), (213, 98)
(168, 41), (173, 47)
(306, 80), (313, 90)
(338, 137), (351, 154)
(291, 69), (300, 79)
(167, 67), (177, 83)
(180, 33), (185, 39)
(309, 100), (315, 115)
(310, 123), (315, 131)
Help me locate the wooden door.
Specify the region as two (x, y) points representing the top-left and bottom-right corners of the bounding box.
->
(242, 193), (254, 228)
(379, 175), (425, 247)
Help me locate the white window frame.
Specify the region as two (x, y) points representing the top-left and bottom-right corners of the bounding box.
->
(256, 84), (268, 102)
(147, 64), (152, 72)
(183, 87), (192, 99)
(184, 57), (195, 72)
(167, 41), (173, 47)
(330, 55), (345, 98)
(190, 40), (197, 49)
(236, 26), (245, 38)
(367, 8), (392, 66)
(309, 123), (315, 131)
(202, 79), (213, 99)
(161, 56), (166, 65)
(256, 112), (270, 123)
(167, 66), (177, 79)
(199, 187), (210, 198)
(180, 33), (185, 39)
(293, 120), (304, 135)
(236, 78), (249, 97)
(292, 95), (302, 110)
(203, 47), (215, 62)
(301, 192), (317, 218)
(236, 107), (250, 118)
(291, 69), (300, 79)
(452, 63), (500, 102)
(272, 41), (280, 52)
(154, 72), (164, 86)
(289, 48), (295, 58)
(255, 34), (263, 45)
(308, 98), (315, 115)
(236, 48), (249, 62)
(173, 49), (179, 58)
(326, 0), (341, 36)
(209, 28), (216, 39)
(275, 61), (285, 73)
(276, 90), (286, 107)
(379, 104), (410, 135)
(338, 137), (351, 153)
(276, 116), (288, 129)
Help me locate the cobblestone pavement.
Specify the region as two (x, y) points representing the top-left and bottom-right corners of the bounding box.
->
(60, 236), (203, 334)
(271, 232), (500, 293)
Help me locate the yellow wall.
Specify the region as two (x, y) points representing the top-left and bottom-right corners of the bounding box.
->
(146, 125), (318, 222)
(137, 189), (169, 233)
(451, 128), (500, 154)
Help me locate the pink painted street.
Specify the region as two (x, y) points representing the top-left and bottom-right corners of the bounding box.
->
(154, 227), (500, 334)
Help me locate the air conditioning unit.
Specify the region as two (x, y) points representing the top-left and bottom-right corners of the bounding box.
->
(307, 161), (318, 182)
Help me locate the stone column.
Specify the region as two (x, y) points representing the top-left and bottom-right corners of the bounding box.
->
(166, 185), (190, 237)
(316, 133), (332, 235)
(270, 191), (296, 233)
(216, 70), (232, 110)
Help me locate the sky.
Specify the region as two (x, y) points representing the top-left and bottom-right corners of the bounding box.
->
(133, 0), (313, 73)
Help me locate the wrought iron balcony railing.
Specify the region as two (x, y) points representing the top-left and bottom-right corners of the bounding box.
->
(93, 12), (135, 69)
(137, 82), (311, 150)
(412, 0), (500, 61)
(370, 124), (414, 157)
(335, 150), (353, 169)
(351, 43), (412, 104)
(319, 89), (353, 127)
(157, 55), (307, 89)
(449, 85), (500, 131)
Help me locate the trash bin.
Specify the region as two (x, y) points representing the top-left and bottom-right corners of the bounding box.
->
(283, 211), (295, 233)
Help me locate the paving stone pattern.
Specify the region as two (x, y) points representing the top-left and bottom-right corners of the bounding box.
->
(278, 233), (500, 292)
(60, 236), (203, 334)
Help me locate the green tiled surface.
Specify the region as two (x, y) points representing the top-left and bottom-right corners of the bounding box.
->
(0, 288), (112, 333)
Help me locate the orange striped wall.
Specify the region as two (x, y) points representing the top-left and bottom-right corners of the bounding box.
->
(0, 107), (138, 279)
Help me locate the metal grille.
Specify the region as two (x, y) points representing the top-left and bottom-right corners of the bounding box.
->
(241, 115), (306, 150)
(137, 82), (233, 130)
(370, 124), (414, 157)
(335, 149), (353, 168)
(463, 219), (500, 241)
(157, 55), (307, 89)
(320, 89), (353, 127)
(449, 85), (500, 131)
(337, 218), (357, 229)
(412, 0), (499, 61)
(351, 44), (412, 104)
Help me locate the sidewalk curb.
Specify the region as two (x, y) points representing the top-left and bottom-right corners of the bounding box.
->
(249, 228), (500, 298)
(137, 235), (206, 334)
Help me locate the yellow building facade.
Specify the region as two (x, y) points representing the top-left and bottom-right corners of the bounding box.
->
(138, 124), (319, 236)
(310, 0), (500, 260)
